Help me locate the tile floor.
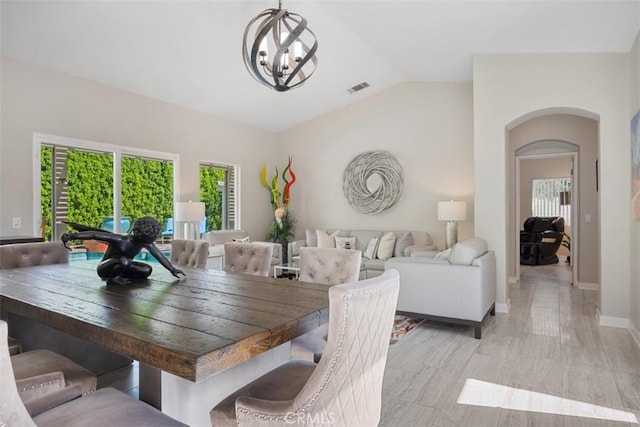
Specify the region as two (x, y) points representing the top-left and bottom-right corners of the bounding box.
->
(379, 263), (640, 426)
(98, 262), (640, 426)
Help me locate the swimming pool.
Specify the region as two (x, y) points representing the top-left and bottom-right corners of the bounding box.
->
(69, 251), (170, 262)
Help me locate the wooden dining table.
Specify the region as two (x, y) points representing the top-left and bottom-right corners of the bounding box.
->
(0, 262), (330, 426)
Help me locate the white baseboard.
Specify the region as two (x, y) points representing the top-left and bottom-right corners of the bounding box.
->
(598, 314), (630, 329)
(508, 276), (518, 284)
(495, 299), (511, 314)
(577, 281), (599, 291)
(630, 323), (640, 351)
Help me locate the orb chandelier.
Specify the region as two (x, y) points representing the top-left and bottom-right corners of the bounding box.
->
(242, 0), (318, 92)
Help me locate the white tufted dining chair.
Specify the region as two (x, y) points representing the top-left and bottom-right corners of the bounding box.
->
(0, 242), (69, 269)
(209, 269), (400, 427)
(0, 320), (187, 426)
(298, 247), (362, 285)
(224, 242), (274, 277)
(170, 239), (210, 269)
(292, 247), (362, 362)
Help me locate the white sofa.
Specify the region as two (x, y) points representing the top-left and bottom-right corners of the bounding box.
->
(289, 228), (436, 279)
(202, 230), (281, 271)
(385, 237), (496, 339)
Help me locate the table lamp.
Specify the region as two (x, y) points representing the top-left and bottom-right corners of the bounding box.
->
(175, 201), (205, 240)
(437, 200), (467, 249)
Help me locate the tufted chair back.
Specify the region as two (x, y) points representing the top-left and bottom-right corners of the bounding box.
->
(170, 239), (210, 269)
(0, 242), (68, 269)
(230, 269), (400, 426)
(298, 247), (362, 285)
(223, 243), (273, 277)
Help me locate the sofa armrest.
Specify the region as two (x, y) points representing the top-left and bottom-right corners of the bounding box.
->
(288, 239), (306, 263)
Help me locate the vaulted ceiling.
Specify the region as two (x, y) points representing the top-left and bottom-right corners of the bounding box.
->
(2, 1), (639, 131)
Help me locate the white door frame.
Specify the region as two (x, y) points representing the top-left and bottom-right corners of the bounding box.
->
(515, 152), (578, 283)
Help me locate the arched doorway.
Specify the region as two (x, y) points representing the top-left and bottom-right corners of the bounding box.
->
(506, 111), (600, 298)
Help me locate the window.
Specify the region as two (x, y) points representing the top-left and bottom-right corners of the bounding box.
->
(531, 177), (571, 226)
(200, 162), (237, 231)
(36, 134), (177, 242)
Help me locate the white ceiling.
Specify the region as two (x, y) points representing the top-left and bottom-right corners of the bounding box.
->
(2, 1), (639, 132)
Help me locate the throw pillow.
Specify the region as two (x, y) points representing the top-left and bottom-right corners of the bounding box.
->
(232, 236), (250, 243)
(316, 230), (340, 248)
(363, 237), (379, 260)
(448, 237), (488, 265)
(376, 232), (396, 261)
(335, 236), (356, 250)
(434, 248), (452, 260)
(305, 228), (318, 247)
(393, 232), (414, 257)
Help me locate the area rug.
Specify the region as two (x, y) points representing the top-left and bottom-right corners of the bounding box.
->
(390, 315), (424, 345)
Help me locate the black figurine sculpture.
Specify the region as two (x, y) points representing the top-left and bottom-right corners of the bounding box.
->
(62, 216), (185, 286)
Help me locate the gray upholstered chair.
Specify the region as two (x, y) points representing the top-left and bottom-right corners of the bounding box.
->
(0, 240), (95, 411)
(0, 320), (187, 426)
(223, 242), (274, 277)
(11, 349), (97, 416)
(170, 239), (210, 269)
(0, 242), (68, 352)
(298, 247), (362, 285)
(292, 247), (362, 361)
(209, 269), (400, 426)
(0, 242), (69, 269)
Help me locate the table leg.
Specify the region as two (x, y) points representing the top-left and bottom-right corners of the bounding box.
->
(159, 342), (291, 427)
(139, 363), (162, 409)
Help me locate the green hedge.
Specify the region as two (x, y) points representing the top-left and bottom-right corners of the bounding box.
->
(41, 147), (223, 240)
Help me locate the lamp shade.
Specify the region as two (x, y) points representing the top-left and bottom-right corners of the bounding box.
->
(437, 201), (467, 222)
(175, 202), (205, 222)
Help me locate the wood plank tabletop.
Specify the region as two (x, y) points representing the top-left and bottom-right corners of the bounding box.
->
(0, 263), (330, 382)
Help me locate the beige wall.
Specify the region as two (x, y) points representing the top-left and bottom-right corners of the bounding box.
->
(0, 57), (280, 240)
(278, 82), (475, 249)
(508, 115), (599, 285)
(630, 30), (640, 336)
(474, 53), (630, 320)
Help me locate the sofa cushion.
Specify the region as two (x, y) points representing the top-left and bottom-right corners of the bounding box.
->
(449, 237), (488, 265)
(393, 232), (414, 257)
(317, 230), (339, 248)
(348, 230), (384, 252)
(403, 243), (437, 256)
(410, 231), (434, 247)
(376, 232), (396, 260)
(363, 258), (385, 271)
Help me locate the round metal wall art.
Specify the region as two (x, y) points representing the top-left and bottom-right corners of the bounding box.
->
(342, 151), (404, 214)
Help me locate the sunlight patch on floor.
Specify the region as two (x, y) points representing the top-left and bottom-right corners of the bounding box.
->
(457, 378), (638, 424)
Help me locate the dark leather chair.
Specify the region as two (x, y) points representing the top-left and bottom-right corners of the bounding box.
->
(520, 216), (565, 265)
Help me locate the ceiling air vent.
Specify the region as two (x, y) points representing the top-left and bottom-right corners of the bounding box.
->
(347, 82), (370, 94)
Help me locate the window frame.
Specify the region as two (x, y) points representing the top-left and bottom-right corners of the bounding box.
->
(32, 133), (179, 237)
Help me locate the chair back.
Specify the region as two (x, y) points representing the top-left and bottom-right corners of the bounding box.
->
(223, 243), (273, 277)
(0, 320), (37, 426)
(236, 269), (400, 426)
(0, 242), (69, 269)
(170, 239), (209, 269)
(298, 247), (362, 285)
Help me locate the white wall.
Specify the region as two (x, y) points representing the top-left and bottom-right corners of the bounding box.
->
(278, 82), (474, 249)
(630, 31), (640, 337)
(474, 54), (630, 320)
(508, 115), (599, 284)
(0, 57), (280, 240)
